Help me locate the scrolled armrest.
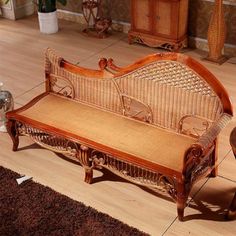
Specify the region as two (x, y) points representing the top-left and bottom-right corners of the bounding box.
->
(183, 113), (231, 179)
(196, 113), (232, 150)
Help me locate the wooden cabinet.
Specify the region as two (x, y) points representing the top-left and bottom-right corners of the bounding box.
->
(128, 0), (189, 51)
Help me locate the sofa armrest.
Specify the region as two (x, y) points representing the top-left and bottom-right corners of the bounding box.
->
(196, 113), (232, 151)
(183, 113), (232, 182)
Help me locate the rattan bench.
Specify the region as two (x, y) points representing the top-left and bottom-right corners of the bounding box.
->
(6, 48), (233, 221)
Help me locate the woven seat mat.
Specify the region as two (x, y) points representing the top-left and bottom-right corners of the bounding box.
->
(18, 93), (196, 172)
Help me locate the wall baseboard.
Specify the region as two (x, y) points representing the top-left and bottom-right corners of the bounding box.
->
(57, 9), (131, 34)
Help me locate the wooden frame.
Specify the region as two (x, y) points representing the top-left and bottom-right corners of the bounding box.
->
(6, 48), (233, 221)
(128, 0), (189, 51)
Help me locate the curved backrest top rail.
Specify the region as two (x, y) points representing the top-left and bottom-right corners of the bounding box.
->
(45, 48), (114, 79)
(45, 48), (233, 116)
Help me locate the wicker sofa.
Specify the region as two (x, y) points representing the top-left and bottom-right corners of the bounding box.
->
(6, 48), (233, 221)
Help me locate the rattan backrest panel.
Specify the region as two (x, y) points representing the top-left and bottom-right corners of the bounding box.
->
(114, 60), (223, 130)
(47, 64), (122, 113)
(45, 50), (223, 131)
(118, 61), (216, 96)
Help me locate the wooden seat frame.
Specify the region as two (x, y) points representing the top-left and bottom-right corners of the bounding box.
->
(6, 49), (233, 221)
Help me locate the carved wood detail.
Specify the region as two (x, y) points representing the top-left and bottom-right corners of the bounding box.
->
(12, 119), (219, 221)
(178, 115), (212, 138)
(128, 32), (186, 52)
(14, 121), (181, 201)
(49, 74), (75, 98)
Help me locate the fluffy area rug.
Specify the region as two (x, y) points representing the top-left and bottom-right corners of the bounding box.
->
(0, 166), (149, 236)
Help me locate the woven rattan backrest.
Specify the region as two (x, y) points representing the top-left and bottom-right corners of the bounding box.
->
(113, 60), (223, 130)
(45, 48), (121, 113)
(45, 49), (232, 131)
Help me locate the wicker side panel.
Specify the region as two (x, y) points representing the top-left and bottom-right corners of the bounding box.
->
(45, 48), (63, 73)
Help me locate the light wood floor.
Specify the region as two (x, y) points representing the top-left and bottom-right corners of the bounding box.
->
(0, 15), (236, 236)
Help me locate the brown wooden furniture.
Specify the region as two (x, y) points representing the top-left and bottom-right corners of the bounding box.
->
(128, 0), (189, 51)
(227, 127), (236, 220)
(6, 48), (233, 221)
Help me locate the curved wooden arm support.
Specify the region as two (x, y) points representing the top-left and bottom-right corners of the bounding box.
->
(183, 143), (204, 176)
(183, 113), (232, 183)
(182, 143), (217, 193)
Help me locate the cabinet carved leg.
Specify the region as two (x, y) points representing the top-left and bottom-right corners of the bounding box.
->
(6, 120), (19, 151)
(128, 34), (133, 45)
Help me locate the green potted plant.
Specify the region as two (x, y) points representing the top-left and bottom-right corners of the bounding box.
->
(36, 0), (67, 34)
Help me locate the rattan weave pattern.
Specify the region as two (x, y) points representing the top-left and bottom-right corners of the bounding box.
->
(48, 62), (122, 114)
(45, 49), (223, 131)
(116, 69), (223, 130)
(118, 61), (217, 96)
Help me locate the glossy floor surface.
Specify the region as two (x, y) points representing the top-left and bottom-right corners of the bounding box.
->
(0, 15), (236, 236)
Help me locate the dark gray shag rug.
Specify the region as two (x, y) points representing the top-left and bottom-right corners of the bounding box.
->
(0, 166), (149, 236)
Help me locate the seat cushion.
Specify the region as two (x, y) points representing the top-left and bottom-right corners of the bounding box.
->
(18, 93), (196, 173)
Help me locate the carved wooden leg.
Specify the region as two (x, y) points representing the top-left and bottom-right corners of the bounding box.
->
(6, 119), (19, 151)
(176, 182), (188, 221)
(177, 197), (185, 221)
(84, 168), (93, 184)
(209, 140), (218, 177)
(226, 192), (236, 220)
(77, 145), (93, 184)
